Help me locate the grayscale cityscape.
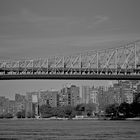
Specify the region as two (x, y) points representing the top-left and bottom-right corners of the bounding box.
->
(0, 80), (140, 118)
(1, 0), (140, 139)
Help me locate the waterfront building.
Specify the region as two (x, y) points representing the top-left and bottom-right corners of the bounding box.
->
(15, 93), (26, 112)
(0, 96), (9, 115)
(59, 86), (69, 106)
(81, 85), (91, 104)
(97, 86), (110, 110)
(121, 81), (134, 104)
(40, 90), (59, 107)
(7, 100), (16, 115)
(70, 85), (80, 106)
(26, 91), (39, 117)
(59, 84), (80, 107)
(90, 89), (98, 104)
(46, 90), (59, 107)
(39, 90), (48, 106)
(0, 96), (16, 116)
(112, 82), (125, 104)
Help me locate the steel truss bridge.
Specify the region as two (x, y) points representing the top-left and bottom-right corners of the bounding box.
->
(0, 40), (140, 80)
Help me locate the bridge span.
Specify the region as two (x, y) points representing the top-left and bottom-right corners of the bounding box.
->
(0, 40), (140, 80)
(0, 73), (140, 80)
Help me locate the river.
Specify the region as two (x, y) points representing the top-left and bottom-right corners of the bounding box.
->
(0, 119), (140, 140)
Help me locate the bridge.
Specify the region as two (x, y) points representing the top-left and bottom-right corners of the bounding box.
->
(0, 40), (140, 80)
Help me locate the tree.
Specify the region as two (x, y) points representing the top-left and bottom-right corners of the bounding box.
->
(85, 103), (96, 117)
(51, 107), (65, 118)
(26, 112), (35, 118)
(64, 106), (76, 118)
(75, 104), (85, 115)
(119, 102), (131, 118)
(39, 104), (53, 118)
(3, 113), (13, 119)
(75, 103), (96, 117)
(130, 102), (140, 117)
(0, 114), (4, 119)
(16, 110), (25, 118)
(105, 104), (119, 118)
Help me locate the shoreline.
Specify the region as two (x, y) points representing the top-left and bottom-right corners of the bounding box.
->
(1, 117), (140, 121)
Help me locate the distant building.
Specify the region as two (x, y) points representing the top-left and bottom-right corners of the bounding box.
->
(7, 100), (16, 115)
(70, 85), (80, 106)
(0, 96), (9, 115)
(90, 89), (98, 104)
(59, 85), (80, 106)
(15, 93), (26, 113)
(39, 90), (48, 106)
(26, 91), (39, 117)
(40, 90), (59, 107)
(46, 90), (59, 107)
(112, 83), (124, 104)
(81, 86), (90, 104)
(0, 96), (16, 116)
(97, 86), (110, 110)
(121, 81), (134, 104)
(59, 86), (69, 106)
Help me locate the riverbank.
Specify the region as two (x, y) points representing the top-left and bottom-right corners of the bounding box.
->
(1, 116), (140, 121)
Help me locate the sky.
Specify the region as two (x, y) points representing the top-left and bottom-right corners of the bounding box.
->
(0, 0), (140, 99)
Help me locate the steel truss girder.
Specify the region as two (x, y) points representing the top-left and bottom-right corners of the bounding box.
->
(0, 40), (140, 76)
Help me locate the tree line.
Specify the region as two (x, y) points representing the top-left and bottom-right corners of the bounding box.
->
(1, 101), (140, 119)
(0, 103), (96, 119)
(105, 102), (140, 119)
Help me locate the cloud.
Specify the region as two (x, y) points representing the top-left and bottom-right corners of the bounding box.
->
(0, 9), (109, 27)
(95, 15), (109, 24)
(1, 33), (139, 60)
(87, 15), (109, 29)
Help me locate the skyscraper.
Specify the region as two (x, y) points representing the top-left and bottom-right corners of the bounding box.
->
(70, 85), (80, 106)
(81, 86), (90, 104)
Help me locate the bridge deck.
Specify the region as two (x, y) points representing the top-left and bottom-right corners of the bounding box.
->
(0, 74), (140, 80)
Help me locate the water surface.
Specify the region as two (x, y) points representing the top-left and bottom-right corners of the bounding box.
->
(0, 119), (140, 140)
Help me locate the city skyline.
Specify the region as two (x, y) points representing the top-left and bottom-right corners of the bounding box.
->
(0, 80), (116, 100)
(0, 80), (137, 117)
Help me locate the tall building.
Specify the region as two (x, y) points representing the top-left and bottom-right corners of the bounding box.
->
(70, 85), (80, 106)
(121, 81), (134, 104)
(59, 84), (80, 106)
(81, 86), (91, 104)
(0, 96), (9, 115)
(7, 100), (16, 115)
(106, 81), (134, 105)
(59, 86), (69, 106)
(39, 90), (48, 106)
(26, 91), (39, 117)
(90, 89), (98, 104)
(97, 86), (110, 110)
(0, 96), (16, 116)
(40, 90), (59, 107)
(15, 93), (26, 113)
(112, 83), (124, 104)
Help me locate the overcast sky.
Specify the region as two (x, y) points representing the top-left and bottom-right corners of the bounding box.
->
(0, 0), (140, 99)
